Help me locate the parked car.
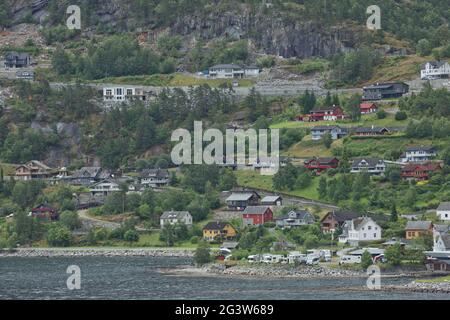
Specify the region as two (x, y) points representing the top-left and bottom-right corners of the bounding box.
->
(339, 255), (362, 265)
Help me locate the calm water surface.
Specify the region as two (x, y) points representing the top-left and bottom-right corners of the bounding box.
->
(0, 256), (449, 300)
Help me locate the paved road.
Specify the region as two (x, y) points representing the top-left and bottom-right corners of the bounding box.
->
(48, 78), (449, 98)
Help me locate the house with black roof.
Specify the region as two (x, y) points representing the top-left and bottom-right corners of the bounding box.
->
(354, 126), (390, 137)
(362, 82), (409, 100)
(4, 52), (31, 68)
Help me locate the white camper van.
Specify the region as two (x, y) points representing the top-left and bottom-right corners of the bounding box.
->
(339, 255), (362, 265)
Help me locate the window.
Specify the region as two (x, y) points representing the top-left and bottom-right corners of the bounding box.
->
(368, 226), (372, 230)
(127, 89), (133, 96)
(374, 233), (377, 238)
(364, 233), (367, 238)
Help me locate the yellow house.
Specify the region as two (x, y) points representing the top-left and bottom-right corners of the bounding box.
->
(203, 222), (237, 242)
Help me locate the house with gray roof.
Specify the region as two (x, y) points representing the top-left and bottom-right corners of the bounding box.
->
(311, 125), (348, 140)
(350, 158), (386, 175)
(242, 206), (273, 226)
(261, 195), (283, 207)
(275, 210), (315, 229)
(421, 61), (450, 80)
(160, 211), (193, 228)
(399, 146), (437, 163)
(226, 191), (260, 210)
(405, 221), (433, 240)
(139, 169), (170, 188)
(67, 167), (112, 186)
(437, 202), (450, 221)
(339, 217), (382, 246)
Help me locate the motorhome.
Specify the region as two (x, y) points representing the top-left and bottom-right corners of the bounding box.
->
(248, 255), (262, 263)
(306, 255), (320, 265)
(339, 255), (362, 265)
(287, 252), (307, 264)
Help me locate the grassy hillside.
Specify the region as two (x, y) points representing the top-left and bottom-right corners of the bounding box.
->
(271, 113), (409, 130)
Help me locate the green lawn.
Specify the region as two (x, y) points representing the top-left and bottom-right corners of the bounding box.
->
(283, 136), (341, 158)
(91, 73), (255, 87)
(270, 113), (408, 130)
(235, 170), (321, 201)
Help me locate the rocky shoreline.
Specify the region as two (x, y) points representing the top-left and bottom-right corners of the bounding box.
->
(0, 248), (195, 258)
(384, 281), (450, 294)
(162, 263), (366, 279)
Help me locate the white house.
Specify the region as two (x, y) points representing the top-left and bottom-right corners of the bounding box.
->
(103, 87), (148, 102)
(89, 179), (120, 196)
(399, 146), (437, 163)
(437, 202), (450, 221)
(244, 66), (260, 77)
(208, 64), (260, 79)
(139, 169), (170, 188)
(160, 211), (193, 228)
(339, 217), (382, 245)
(433, 231), (450, 253)
(350, 158), (386, 175)
(421, 61), (450, 80)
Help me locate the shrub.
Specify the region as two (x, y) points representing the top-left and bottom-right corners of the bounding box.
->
(124, 230), (140, 242)
(46, 224), (72, 247)
(263, 222), (276, 228)
(59, 211), (81, 231)
(377, 110), (387, 119)
(395, 111), (408, 121)
(194, 241), (212, 265)
(190, 236), (199, 244)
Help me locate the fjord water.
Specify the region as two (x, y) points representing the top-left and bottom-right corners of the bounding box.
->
(0, 256), (448, 300)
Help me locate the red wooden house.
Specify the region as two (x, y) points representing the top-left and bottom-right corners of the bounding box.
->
(401, 162), (442, 181)
(304, 157), (339, 172)
(297, 105), (347, 122)
(31, 204), (59, 221)
(360, 103), (378, 114)
(242, 206), (273, 227)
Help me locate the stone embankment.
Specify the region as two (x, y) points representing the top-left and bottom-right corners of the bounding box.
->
(384, 281), (450, 294)
(166, 264), (365, 279)
(0, 248), (194, 258)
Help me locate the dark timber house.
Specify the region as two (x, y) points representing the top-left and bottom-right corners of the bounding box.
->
(362, 82), (409, 100)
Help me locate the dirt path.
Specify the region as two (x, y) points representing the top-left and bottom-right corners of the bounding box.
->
(77, 209), (121, 230)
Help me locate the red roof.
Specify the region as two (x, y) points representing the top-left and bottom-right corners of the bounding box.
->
(360, 103), (377, 110)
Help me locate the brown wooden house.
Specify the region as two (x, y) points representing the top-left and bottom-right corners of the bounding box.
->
(320, 211), (360, 233)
